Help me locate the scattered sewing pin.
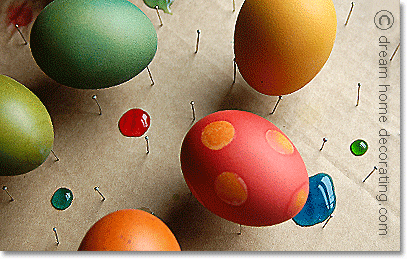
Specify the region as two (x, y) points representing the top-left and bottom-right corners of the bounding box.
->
(145, 135), (150, 154)
(233, 0), (236, 12)
(233, 58), (237, 84)
(2, 186), (14, 201)
(14, 24), (28, 45)
(390, 43), (400, 61)
(345, 2), (355, 26)
(319, 138), (328, 151)
(356, 83), (361, 106)
(237, 224), (242, 235)
(92, 95), (102, 115)
(363, 166), (378, 183)
(53, 227), (60, 245)
(138, 207), (155, 215)
(147, 66), (154, 86)
(322, 215), (333, 229)
(51, 149), (59, 161)
(94, 186), (105, 201)
(195, 30), (201, 53)
(190, 101), (196, 121)
(270, 96), (282, 114)
(155, 6), (163, 26)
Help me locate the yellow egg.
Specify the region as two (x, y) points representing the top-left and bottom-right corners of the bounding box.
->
(234, 0), (337, 96)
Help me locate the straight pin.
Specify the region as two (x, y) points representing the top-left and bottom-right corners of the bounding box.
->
(322, 215), (333, 229)
(155, 6), (163, 26)
(233, 58), (237, 84)
(363, 166), (378, 182)
(345, 2), (355, 26)
(356, 83), (361, 106)
(94, 186), (105, 201)
(390, 42), (400, 61)
(190, 101), (196, 121)
(270, 96), (282, 114)
(195, 30), (201, 53)
(15, 24), (28, 45)
(147, 66), (155, 86)
(53, 227), (60, 245)
(2, 186), (14, 201)
(237, 224), (242, 235)
(233, 0), (236, 12)
(319, 138), (328, 151)
(145, 136), (150, 154)
(92, 95), (102, 115)
(51, 149), (59, 161)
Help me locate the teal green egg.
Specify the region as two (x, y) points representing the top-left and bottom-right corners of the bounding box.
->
(143, 0), (174, 14)
(0, 75), (54, 176)
(30, 0), (158, 89)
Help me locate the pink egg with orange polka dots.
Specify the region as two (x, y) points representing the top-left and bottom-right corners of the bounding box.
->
(180, 110), (309, 227)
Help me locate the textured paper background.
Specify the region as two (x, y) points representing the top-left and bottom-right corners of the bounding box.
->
(0, 0), (401, 251)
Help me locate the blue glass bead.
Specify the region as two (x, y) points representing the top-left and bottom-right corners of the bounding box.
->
(293, 173), (336, 227)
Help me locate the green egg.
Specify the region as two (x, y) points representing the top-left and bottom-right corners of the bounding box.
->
(30, 0), (158, 89)
(0, 75), (54, 176)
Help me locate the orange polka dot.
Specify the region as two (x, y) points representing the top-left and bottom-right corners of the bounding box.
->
(266, 130), (294, 155)
(201, 121), (235, 150)
(287, 186), (308, 216)
(214, 172), (248, 206)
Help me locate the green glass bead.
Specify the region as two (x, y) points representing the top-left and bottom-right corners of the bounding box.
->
(350, 139), (368, 156)
(51, 188), (73, 210)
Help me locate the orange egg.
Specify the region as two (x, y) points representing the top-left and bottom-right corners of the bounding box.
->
(180, 110), (309, 226)
(234, 0), (337, 96)
(78, 209), (181, 251)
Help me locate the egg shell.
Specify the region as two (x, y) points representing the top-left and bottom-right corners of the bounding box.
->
(180, 110), (309, 226)
(234, 0), (337, 96)
(0, 75), (54, 176)
(78, 209), (181, 251)
(30, 0), (157, 89)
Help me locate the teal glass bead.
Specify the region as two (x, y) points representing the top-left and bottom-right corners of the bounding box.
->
(51, 188), (73, 210)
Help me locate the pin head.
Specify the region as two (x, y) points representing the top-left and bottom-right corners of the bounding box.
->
(190, 101), (195, 105)
(2, 186), (7, 191)
(92, 95), (97, 99)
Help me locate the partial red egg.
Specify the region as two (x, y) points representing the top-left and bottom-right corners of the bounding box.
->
(78, 209), (181, 251)
(180, 110), (309, 226)
(118, 108), (150, 137)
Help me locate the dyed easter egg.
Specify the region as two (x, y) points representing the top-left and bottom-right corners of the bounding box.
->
(180, 110), (309, 226)
(78, 209), (181, 251)
(234, 0), (337, 96)
(0, 75), (54, 176)
(143, 0), (174, 14)
(293, 173), (336, 227)
(30, 0), (157, 89)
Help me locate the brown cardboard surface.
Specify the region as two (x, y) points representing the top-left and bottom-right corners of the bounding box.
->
(0, 0), (401, 251)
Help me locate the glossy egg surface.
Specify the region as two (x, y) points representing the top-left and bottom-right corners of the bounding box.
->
(234, 0), (337, 96)
(30, 0), (157, 89)
(0, 75), (54, 176)
(78, 209), (181, 251)
(180, 110), (309, 226)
